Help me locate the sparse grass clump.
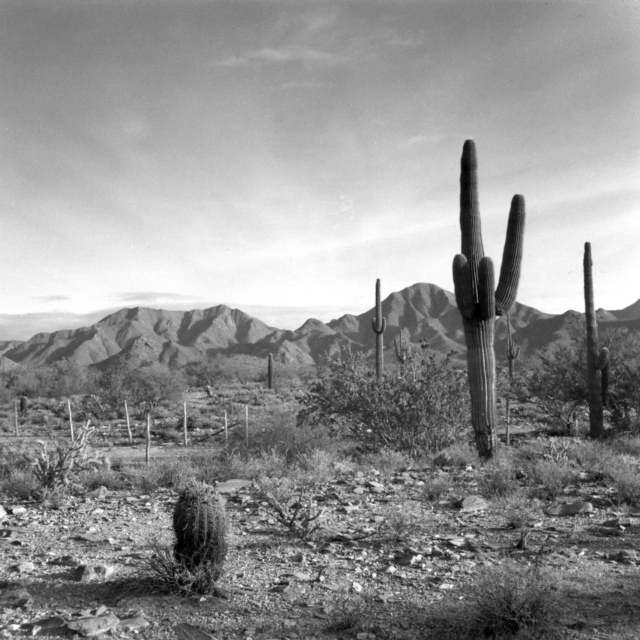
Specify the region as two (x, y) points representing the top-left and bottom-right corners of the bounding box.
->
(430, 561), (560, 639)
(608, 460), (640, 507)
(477, 455), (519, 499)
(422, 474), (452, 502)
(432, 442), (477, 469)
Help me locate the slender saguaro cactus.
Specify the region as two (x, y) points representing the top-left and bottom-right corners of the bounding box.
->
(267, 353), (274, 390)
(394, 333), (410, 375)
(504, 313), (520, 446)
(452, 140), (526, 458)
(584, 242), (610, 439)
(371, 278), (387, 381)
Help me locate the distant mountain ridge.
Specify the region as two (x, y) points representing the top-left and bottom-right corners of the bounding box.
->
(2, 283), (639, 369)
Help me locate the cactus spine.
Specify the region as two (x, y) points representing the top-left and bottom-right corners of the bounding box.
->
(452, 140), (526, 458)
(173, 481), (228, 590)
(267, 353), (274, 390)
(371, 278), (387, 381)
(505, 313), (520, 446)
(584, 242), (610, 439)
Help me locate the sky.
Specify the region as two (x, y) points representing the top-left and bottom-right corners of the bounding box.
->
(0, 0), (639, 341)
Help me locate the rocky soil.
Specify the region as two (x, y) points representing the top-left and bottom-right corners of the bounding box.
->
(2, 452), (640, 639)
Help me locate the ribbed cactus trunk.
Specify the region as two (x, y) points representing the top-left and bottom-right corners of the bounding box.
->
(452, 141), (526, 458)
(584, 242), (609, 439)
(505, 313), (520, 446)
(371, 278), (386, 381)
(267, 353), (274, 390)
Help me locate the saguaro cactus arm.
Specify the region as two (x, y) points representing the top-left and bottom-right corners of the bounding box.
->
(495, 195), (526, 315)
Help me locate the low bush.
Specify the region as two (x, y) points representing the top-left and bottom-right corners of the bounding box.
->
(298, 348), (469, 456)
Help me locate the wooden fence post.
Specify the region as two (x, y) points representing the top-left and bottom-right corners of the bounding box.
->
(14, 399), (18, 437)
(124, 400), (133, 444)
(145, 410), (151, 466)
(67, 398), (74, 440)
(183, 402), (188, 446)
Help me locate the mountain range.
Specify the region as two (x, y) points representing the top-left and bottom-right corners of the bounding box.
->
(1, 283), (639, 370)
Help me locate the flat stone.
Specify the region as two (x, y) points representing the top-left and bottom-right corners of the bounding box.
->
(21, 615), (67, 633)
(174, 622), (216, 639)
(13, 561), (35, 574)
(10, 506), (27, 516)
(459, 495), (489, 513)
(215, 479), (251, 494)
(73, 564), (115, 582)
(118, 615), (150, 631)
(67, 614), (120, 637)
(0, 584), (33, 610)
(0, 505), (6, 522)
(546, 501), (594, 517)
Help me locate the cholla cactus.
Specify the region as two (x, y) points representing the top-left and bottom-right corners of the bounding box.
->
(452, 140), (526, 458)
(27, 423), (101, 496)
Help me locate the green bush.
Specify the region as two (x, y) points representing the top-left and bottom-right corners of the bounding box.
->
(298, 349), (469, 455)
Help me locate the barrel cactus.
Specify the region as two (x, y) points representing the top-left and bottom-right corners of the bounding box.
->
(173, 481), (228, 590)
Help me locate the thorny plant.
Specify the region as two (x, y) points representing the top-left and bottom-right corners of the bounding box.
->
(256, 477), (325, 541)
(25, 424), (102, 497)
(536, 437), (571, 464)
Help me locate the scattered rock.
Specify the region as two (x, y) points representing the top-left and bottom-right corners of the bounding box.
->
(12, 561), (35, 574)
(215, 479), (252, 494)
(545, 501), (594, 517)
(118, 615), (150, 631)
(174, 622), (216, 639)
(0, 505), (6, 522)
(73, 564), (115, 582)
(67, 614), (120, 637)
(0, 583), (33, 610)
(459, 495), (489, 513)
(9, 506), (27, 516)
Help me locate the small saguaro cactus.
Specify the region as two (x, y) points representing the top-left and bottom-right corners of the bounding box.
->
(173, 481), (228, 591)
(584, 242), (610, 439)
(394, 333), (410, 375)
(504, 313), (520, 446)
(452, 140), (526, 458)
(371, 278), (387, 381)
(267, 353), (274, 390)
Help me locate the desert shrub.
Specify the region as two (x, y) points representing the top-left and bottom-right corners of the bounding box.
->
(298, 348), (469, 455)
(515, 336), (587, 433)
(246, 404), (337, 460)
(525, 459), (577, 499)
(361, 448), (413, 475)
(432, 441), (477, 469)
(430, 561), (559, 639)
(605, 328), (640, 431)
(25, 426), (104, 497)
(465, 561), (559, 638)
(422, 475), (452, 502)
(379, 503), (426, 543)
(477, 456), (519, 499)
(0, 468), (39, 500)
(79, 467), (129, 491)
(608, 460), (640, 506)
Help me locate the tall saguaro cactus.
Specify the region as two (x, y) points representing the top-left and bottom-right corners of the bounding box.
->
(371, 278), (387, 381)
(452, 140), (526, 458)
(584, 242), (610, 439)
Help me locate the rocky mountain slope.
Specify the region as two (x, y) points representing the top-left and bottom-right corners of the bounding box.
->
(2, 283), (639, 369)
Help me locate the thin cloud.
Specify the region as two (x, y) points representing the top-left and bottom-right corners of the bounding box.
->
(31, 295), (70, 303)
(216, 45), (347, 67)
(117, 292), (203, 304)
